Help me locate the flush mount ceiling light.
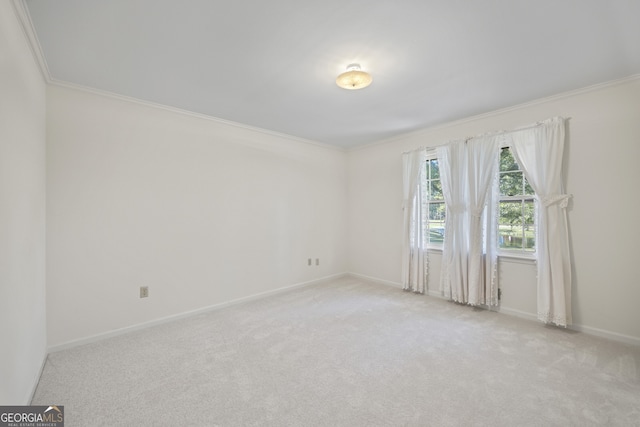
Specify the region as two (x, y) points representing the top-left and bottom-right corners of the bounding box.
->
(336, 63), (372, 90)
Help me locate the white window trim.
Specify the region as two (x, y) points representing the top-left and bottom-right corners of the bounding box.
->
(424, 151), (445, 250)
(498, 251), (537, 263)
(497, 143), (537, 259)
(422, 145), (539, 262)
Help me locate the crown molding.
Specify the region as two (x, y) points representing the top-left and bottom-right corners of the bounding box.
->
(11, 1), (344, 153)
(49, 79), (346, 152)
(11, 0), (52, 83)
(350, 73), (640, 152)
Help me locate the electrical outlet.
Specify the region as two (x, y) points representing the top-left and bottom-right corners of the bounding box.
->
(308, 258), (312, 266)
(140, 286), (149, 298)
(315, 258), (319, 266)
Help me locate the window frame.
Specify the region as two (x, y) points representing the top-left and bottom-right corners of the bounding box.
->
(424, 152), (445, 249)
(496, 144), (537, 259)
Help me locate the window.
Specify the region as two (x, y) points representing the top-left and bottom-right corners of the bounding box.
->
(424, 157), (445, 246)
(498, 147), (535, 252)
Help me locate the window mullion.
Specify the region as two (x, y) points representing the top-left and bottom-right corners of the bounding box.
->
(498, 146), (536, 254)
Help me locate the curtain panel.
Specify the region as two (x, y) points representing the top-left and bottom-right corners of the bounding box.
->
(437, 141), (469, 302)
(401, 116), (571, 326)
(401, 149), (428, 293)
(509, 117), (572, 326)
(437, 139), (499, 306)
(466, 136), (500, 306)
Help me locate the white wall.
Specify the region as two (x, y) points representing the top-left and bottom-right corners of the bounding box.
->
(46, 85), (348, 348)
(0, 2), (47, 404)
(347, 76), (640, 343)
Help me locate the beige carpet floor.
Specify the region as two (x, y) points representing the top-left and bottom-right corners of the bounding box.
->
(32, 276), (640, 426)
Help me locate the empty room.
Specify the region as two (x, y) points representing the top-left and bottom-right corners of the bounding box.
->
(2, 0), (640, 425)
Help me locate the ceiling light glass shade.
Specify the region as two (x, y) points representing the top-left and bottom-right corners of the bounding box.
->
(336, 63), (372, 90)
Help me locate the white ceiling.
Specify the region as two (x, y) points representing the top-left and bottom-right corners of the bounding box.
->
(24, 0), (640, 148)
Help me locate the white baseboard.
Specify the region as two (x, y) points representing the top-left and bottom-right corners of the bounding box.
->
(48, 272), (348, 353)
(498, 306), (640, 346)
(27, 352), (48, 404)
(347, 272), (402, 289)
(497, 306), (539, 323)
(348, 273), (449, 300)
(426, 289), (447, 299)
(47, 271), (640, 352)
(568, 323), (640, 347)
(353, 273), (640, 347)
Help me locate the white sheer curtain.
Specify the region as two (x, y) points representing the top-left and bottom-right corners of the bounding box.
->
(401, 149), (427, 293)
(483, 157), (501, 307)
(437, 138), (499, 305)
(466, 136), (500, 306)
(437, 141), (468, 302)
(509, 117), (572, 326)
(401, 117), (570, 323)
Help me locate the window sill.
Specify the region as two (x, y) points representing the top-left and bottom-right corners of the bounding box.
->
(426, 248), (536, 264)
(498, 253), (536, 264)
